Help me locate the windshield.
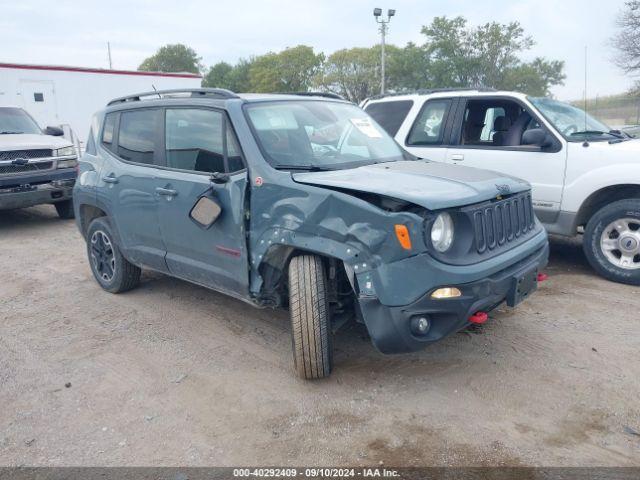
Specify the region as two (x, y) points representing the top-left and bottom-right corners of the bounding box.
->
(0, 107), (42, 135)
(245, 101), (407, 170)
(528, 97), (616, 141)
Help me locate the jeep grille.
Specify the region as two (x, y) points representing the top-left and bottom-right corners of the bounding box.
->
(466, 192), (536, 254)
(0, 149), (53, 161)
(0, 161), (54, 175)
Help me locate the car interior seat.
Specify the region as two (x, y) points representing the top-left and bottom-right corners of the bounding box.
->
(502, 112), (532, 146)
(492, 116), (512, 146)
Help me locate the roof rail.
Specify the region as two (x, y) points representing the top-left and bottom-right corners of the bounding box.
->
(107, 88), (239, 106)
(366, 87), (497, 101)
(287, 91), (345, 100)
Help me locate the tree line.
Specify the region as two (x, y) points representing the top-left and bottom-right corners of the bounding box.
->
(138, 16), (566, 103)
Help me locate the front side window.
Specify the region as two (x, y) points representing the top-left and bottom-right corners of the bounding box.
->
(528, 97), (615, 141)
(117, 109), (160, 164)
(461, 99), (539, 148)
(0, 107), (42, 135)
(407, 100), (451, 146)
(165, 108), (244, 174)
(245, 101), (406, 170)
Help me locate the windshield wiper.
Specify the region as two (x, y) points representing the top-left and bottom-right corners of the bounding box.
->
(570, 130), (624, 139)
(273, 164), (334, 171)
(0, 131), (24, 134)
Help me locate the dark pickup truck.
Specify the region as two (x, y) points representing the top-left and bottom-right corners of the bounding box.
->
(0, 106), (77, 218)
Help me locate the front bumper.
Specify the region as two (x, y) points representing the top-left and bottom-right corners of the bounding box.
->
(357, 241), (549, 354)
(0, 169), (76, 210)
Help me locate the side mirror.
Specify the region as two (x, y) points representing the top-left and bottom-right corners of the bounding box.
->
(190, 196), (222, 228)
(44, 126), (64, 136)
(522, 128), (552, 148)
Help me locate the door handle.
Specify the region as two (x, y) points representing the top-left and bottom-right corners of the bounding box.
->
(102, 175), (119, 184)
(155, 187), (178, 197)
(451, 154), (465, 161)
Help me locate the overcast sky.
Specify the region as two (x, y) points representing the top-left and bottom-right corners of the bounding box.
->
(0, 0), (632, 100)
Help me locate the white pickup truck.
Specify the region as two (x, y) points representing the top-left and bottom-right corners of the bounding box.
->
(0, 106), (77, 218)
(363, 89), (640, 285)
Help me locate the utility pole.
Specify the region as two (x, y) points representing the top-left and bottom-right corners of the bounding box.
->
(373, 8), (395, 95)
(107, 42), (113, 69)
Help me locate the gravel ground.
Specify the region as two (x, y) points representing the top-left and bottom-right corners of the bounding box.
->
(0, 205), (639, 467)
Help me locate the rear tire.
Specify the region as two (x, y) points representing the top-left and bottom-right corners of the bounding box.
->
(288, 255), (333, 380)
(55, 199), (75, 219)
(86, 217), (141, 293)
(583, 199), (640, 285)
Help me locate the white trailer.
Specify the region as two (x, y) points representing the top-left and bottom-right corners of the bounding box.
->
(0, 62), (202, 147)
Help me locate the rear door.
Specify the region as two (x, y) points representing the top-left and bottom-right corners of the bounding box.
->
(395, 97), (457, 163)
(97, 108), (169, 272)
(444, 97), (567, 222)
(153, 107), (249, 297)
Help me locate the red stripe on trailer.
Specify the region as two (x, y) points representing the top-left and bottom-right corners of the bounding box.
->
(0, 62), (202, 79)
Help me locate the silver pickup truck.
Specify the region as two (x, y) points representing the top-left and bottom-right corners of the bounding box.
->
(0, 106), (77, 218)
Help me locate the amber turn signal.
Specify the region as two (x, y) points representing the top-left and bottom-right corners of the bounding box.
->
(394, 224), (412, 250)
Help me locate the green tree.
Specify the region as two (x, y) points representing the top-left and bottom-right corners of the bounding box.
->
(202, 58), (253, 92)
(248, 45), (324, 92)
(386, 42), (432, 92)
(420, 16), (565, 94)
(203, 62), (235, 89)
(315, 47), (380, 103)
(138, 44), (203, 74)
(501, 58), (566, 96)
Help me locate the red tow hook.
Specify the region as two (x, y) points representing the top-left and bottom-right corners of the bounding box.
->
(469, 312), (488, 324)
(537, 272), (549, 282)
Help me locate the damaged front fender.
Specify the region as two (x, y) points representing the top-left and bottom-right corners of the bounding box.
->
(248, 176), (427, 302)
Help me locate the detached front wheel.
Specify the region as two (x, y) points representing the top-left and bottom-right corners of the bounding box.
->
(583, 199), (640, 285)
(288, 255), (333, 380)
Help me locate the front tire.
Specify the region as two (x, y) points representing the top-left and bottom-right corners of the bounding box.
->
(55, 199), (75, 219)
(288, 255), (333, 380)
(583, 199), (640, 285)
(86, 217), (141, 293)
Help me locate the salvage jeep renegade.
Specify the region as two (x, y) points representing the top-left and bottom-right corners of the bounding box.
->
(74, 88), (549, 379)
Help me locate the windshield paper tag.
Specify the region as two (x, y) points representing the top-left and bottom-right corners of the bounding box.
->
(351, 118), (382, 138)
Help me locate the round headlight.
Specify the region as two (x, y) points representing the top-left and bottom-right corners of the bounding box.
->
(430, 212), (454, 252)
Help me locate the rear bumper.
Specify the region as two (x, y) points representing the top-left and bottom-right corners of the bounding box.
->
(0, 169), (76, 210)
(357, 242), (549, 354)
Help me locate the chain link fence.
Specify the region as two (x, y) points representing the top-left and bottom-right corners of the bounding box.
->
(574, 95), (640, 130)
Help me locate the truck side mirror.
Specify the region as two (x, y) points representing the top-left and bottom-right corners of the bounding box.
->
(522, 128), (552, 148)
(190, 196), (222, 228)
(44, 126), (64, 136)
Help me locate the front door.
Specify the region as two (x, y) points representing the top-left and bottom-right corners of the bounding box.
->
(155, 107), (249, 297)
(445, 97), (567, 223)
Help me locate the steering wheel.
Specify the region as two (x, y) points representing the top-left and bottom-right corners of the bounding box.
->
(562, 124), (579, 136)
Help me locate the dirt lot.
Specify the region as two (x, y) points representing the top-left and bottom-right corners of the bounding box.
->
(1, 205), (639, 467)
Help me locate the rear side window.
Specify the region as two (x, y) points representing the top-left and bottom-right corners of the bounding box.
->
(101, 113), (116, 151)
(407, 99), (452, 146)
(364, 100), (413, 137)
(165, 108), (244, 174)
(117, 109), (160, 164)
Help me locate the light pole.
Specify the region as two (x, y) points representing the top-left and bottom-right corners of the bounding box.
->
(373, 8), (395, 95)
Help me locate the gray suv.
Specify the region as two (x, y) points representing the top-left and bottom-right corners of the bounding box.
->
(74, 88), (549, 379)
